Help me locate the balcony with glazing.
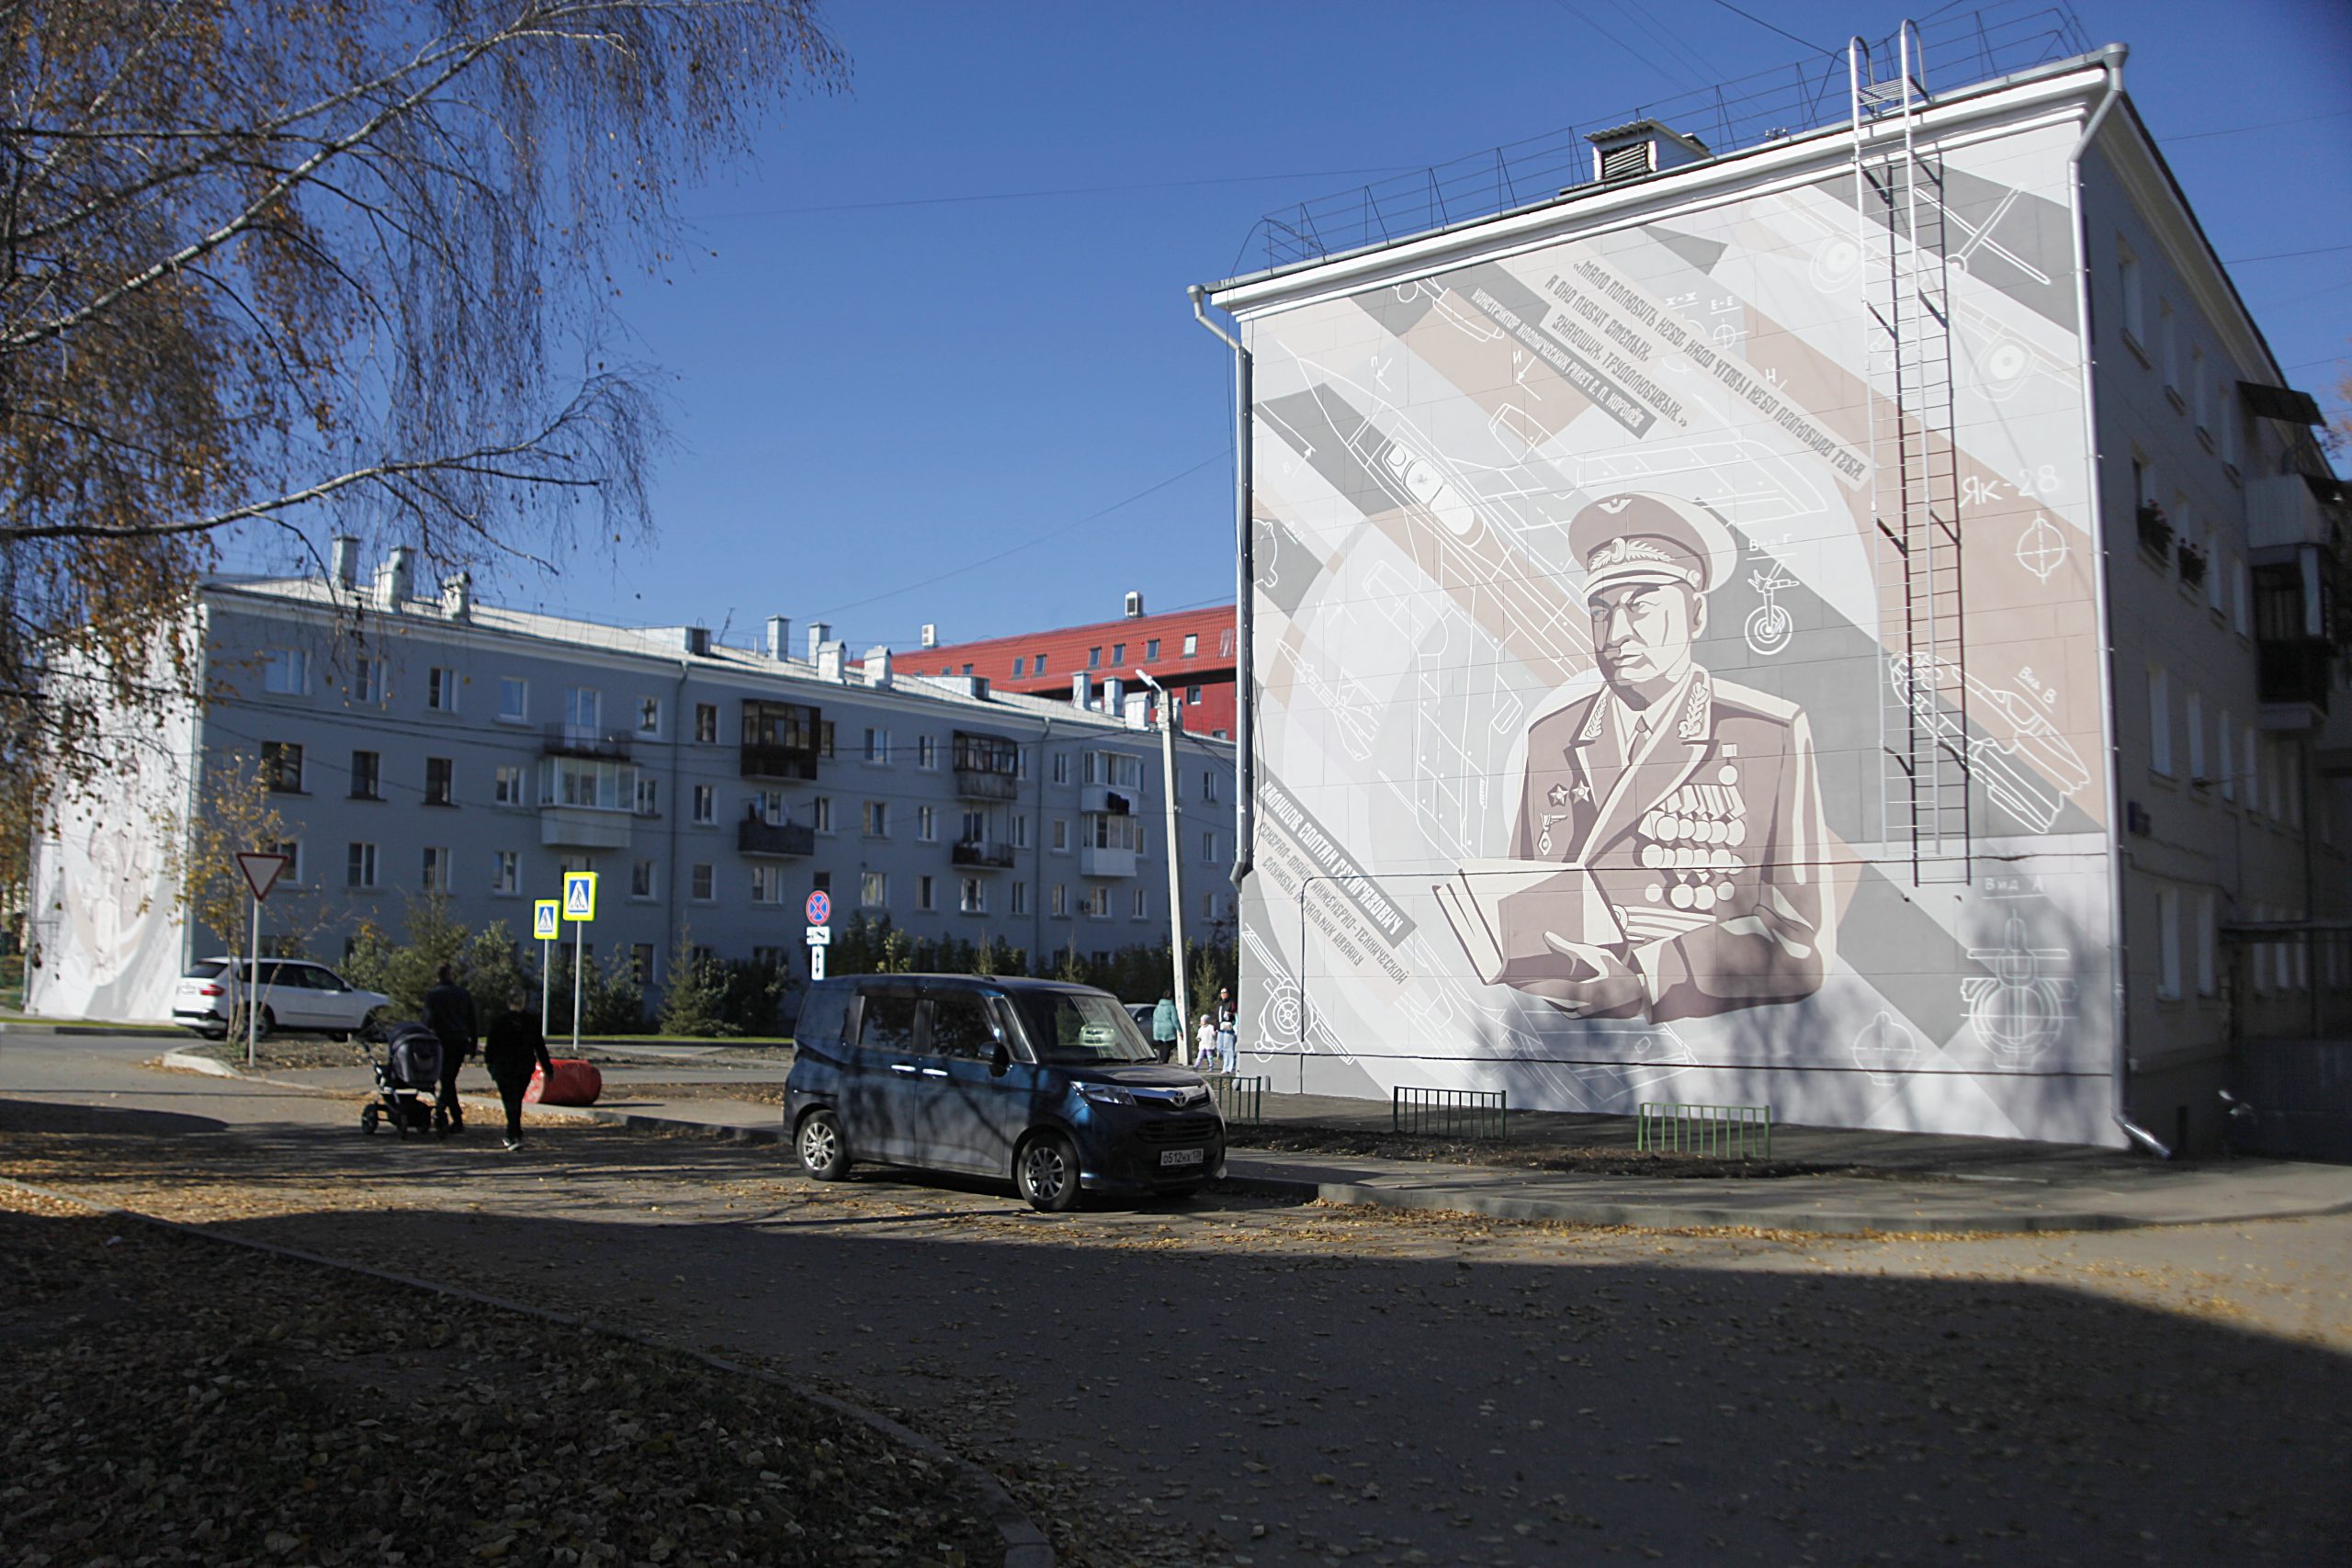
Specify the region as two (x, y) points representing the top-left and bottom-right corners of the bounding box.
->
(953, 730), (1021, 801)
(741, 700), (822, 781)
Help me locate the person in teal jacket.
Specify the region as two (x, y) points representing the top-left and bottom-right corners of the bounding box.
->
(1148, 991), (1181, 1063)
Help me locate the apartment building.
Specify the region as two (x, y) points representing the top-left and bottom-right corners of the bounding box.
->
(908, 597), (1240, 739)
(1193, 15), (2346, 1152)
(27, 547), (1237, 1024)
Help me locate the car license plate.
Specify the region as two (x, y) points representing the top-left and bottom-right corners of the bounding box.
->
(1160, 1147), (1205, 1168)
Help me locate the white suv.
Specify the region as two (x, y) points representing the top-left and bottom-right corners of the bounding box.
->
(174, 958), (390, 1042)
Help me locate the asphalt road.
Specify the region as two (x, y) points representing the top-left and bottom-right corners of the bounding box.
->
(5, 1033), (2348, 1567)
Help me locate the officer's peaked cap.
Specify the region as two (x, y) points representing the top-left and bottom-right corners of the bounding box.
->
(1569, 491), (1737, 604)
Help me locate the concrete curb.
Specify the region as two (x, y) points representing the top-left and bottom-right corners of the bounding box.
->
(140, 1053), (2352, 1236)
(2, 1175), (1052, 1568)
(5, 1020), (188, 1037)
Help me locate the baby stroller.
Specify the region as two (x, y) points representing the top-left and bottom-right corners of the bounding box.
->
(360, 1022), (448, 1139)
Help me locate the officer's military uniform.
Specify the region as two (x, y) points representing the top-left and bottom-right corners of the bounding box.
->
(1494, 492), (1834, 1023)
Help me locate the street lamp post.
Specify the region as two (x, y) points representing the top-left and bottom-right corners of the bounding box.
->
(1134, 669), (1188, 1050)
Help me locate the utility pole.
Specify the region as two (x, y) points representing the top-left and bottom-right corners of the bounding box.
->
(1135, 669), (1188, 1043)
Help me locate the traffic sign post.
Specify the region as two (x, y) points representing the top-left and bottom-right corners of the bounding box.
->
(233, 852), (290, 1070)
(805, 891), (831, 984)
(534, 899), (561, 1038)
(562, 872), (597, 1052)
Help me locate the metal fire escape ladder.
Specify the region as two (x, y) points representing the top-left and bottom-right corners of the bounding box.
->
(1852, 24), (1970, 886)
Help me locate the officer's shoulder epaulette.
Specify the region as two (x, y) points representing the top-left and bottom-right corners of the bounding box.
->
(1706, 677), (1802, 725)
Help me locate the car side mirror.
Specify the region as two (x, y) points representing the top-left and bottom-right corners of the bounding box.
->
(990, 1042), (1012, 1077)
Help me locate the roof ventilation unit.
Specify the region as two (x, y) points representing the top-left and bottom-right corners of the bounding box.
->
(1585, 119), (1709, 184)
(920, 622), (938, 649)
(1124, 591), (1144, 618)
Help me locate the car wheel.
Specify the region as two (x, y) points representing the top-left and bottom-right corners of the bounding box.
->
(356, 1010), (385, 1044)
(228, 1007), (275, 1043)
(360, 1106), (379, 1135)
(1015, 1131), (1080, 1213)
(797, 1110), (851, 1180)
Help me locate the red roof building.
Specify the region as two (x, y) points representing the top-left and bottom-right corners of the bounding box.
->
(911, 598), (1238, 738)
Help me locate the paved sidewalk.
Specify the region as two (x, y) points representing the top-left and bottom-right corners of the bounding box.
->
(162, 1048), (2352, 1235)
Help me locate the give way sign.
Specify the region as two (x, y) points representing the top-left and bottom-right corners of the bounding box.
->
(235, 852), (291, 901)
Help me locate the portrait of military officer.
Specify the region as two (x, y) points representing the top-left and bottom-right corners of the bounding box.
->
(1463, 490), (1834, 1023)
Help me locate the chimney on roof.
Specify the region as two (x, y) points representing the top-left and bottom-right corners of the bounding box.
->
(817, 640), (845, 682)
(684, 626), (711, 657)
(865, 645), (892, 689)
(1124, 591), (1144, 618)
(1071, 671), (1092, 710)
(375, 547), (413, 611)
(920, 623), (938, 649)
(1123, 691), (1150, 730)
(1103, 676), (1125, 716)
(442, 571), (472, 621)
(1585, 118), (1709, 184)
(807, 622), (831, 660)
(330, 536), (359, 589)
(765, 616), (791, 661)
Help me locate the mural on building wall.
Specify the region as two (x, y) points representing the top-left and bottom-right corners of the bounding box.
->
(1233, 115), (2123, 1145)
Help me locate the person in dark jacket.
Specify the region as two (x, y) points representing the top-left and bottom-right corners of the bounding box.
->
(423, 964), (479, 1133)
(482, 998), (556, 1151)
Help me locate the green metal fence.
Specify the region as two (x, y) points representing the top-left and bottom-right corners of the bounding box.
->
(1392, 1086), (1508, 1140)
(1636, 1101), (1772, 1159)
(1203, 1073), (1264, 1123)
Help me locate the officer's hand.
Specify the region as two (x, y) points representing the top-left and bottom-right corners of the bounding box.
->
(1536, 936), (1646, 1019)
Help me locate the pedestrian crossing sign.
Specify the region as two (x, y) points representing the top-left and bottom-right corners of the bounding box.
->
(562, 871), (597, 922)
(534, 899), (561, 942)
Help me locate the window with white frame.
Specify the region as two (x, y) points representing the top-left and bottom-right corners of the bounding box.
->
(1012, 814), (1030, 849)
(346, 842), (378, 888)
(2196, 892), (2218, 997)
(424, 756), (454, 807)
(426, 667), (458, 712)
(2158, 298), (2177, 391)
(863, 800), (890, 838)
(1202, 829), (1218, 862)
(811, 796), (834, 833)
(268, 840), (302, 886)
(422, 845), (451, 892)
(917, 874), (935, 911)
(498, 676), (528, 723)
(538, 756), (633, 810)
(631, 860), (655, 898)
(961, 877), (987, 915)
(352, 657), (383, 704)
(692, 784), (716, 825)
(1182, 633), (1198, 657)
(261, 649), (309, 695)
(351, 750), (381, 800)
(917, 735), (937, 770)
(1131, 886), (1148, 919)
(2148, 666), (2173, 776)
(564, 686), (600, 729)
(263, 741), (305, 794)
(638, 696), (662, 736)
(755, 788), (786, 825)
(691, 863), (715, 901)
(1050, 884), (1068, 918)
(918, 805), (936, 842)
(1012, 881), (1029, 915)
(493, 764), (524, 806)
(2245, 724), (2261, 815)
(634, 776), (659, 818)
(864, 727), (890, 764)
(1203, 771), (1219, 803)
(2219, 715), (2235, 802)
(859, 871), (888, 908)
(1051, 818), (1069, 852)
(492, 850), (519, 894)
(1084, 886), (1109, 919)
(1050, 752), (1069, 785)
(2232, 557), (2252, 635)
(1201, 889), (1218, 921)
(695, 703), (718, 743)
(2203, 525), (2223, 613)
(752, 864), (784, 905)
(2156, 888), (2182, 1000)
(2186, 691), (2205, 781)
(2192, 344), (2209, 429)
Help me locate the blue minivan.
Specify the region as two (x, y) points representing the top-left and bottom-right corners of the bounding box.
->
(786, 975), (1226, 1212)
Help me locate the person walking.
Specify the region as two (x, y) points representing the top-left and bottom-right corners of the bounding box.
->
(1213, 987), (1238, 1076)
(1149, 990), (1181, 1064)
(423, 963), (479, 1134)
(482, 996), (556, 1152)
(1194, 1011), (1217, 1073)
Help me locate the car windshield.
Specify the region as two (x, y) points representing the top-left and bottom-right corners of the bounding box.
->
(1015, 991), (1158, 1066)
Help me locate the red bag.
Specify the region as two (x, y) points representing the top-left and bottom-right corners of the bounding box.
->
(525, 1059), (603, 1107)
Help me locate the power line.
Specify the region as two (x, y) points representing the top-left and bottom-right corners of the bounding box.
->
(1699, 0), (1827, 54)
(693, 165), (1424, 221)
(2223, 243), (2352, 265)
(808, 450), (1229, 623)
(2167, 107), (2352, 141)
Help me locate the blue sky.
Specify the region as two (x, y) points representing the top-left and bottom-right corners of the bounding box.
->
(479, 0), (2351, 649)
